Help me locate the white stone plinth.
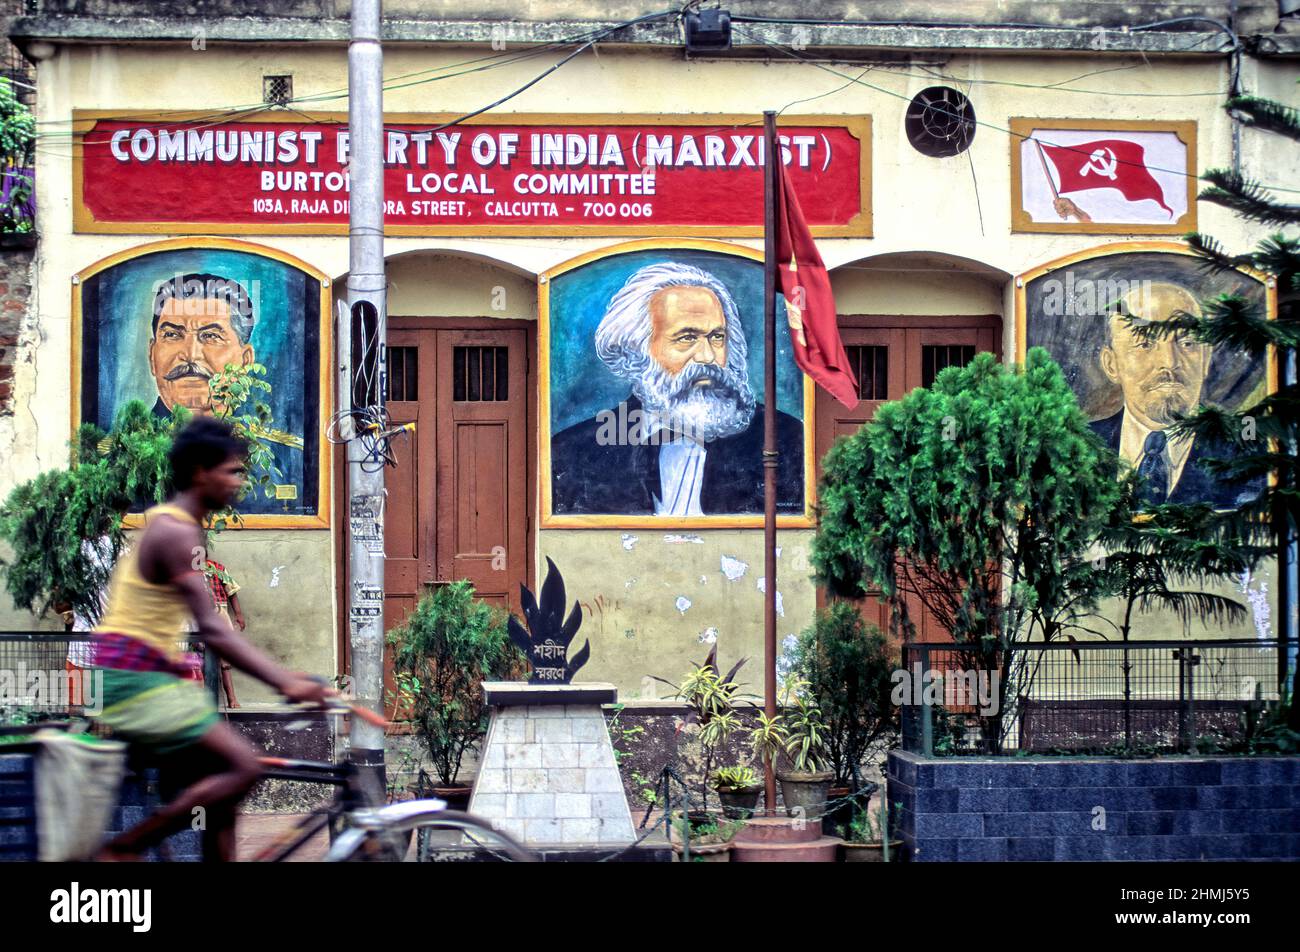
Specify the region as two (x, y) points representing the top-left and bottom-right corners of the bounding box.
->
(469, 687), (635, 847)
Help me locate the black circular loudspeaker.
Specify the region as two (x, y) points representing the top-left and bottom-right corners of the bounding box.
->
(905, 86), (977, 158)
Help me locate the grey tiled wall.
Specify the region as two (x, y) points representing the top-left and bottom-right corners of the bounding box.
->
(887, 750), (1300, 862)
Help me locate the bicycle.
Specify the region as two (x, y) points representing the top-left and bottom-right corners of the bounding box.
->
(249, 698), (535, 862)
(7, 687), (533, 861)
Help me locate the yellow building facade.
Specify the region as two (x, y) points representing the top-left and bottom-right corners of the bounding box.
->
(4, 4), (1296, 703)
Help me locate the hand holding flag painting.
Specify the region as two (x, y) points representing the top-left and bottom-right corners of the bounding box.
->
(1036, 137), (1173, 217)
(774, 156), (859, 410)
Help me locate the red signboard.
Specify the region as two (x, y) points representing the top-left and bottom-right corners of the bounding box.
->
(74, 112), (871, 237)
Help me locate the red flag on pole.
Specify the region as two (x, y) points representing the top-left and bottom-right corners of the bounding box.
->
(774, 155), (859, 410)
(1039, 138), (1172, 216)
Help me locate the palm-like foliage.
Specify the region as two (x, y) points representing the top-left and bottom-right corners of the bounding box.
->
(1227, 96), (1300, 141)
(711, 765), (761, 793)
(1090, 475), (1249, 746)
(781, 678), (830, 774)
(747, 712), (788, 776)
(654, 644), (748, 809)
(1198, 170), (1300, 226)
(1095, 479), (1249, 629)
(1126, 91), (1300, 724)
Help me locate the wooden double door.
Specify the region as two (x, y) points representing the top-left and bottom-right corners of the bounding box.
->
(380, 322), (533, 641)
(814, 315), (1001, 642)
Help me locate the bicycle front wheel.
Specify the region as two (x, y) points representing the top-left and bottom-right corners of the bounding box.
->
(412, 810), (537, 863)
(325, 806), (537, 862)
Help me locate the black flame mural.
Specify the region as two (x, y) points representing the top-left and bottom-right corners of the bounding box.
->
(509, 557), (591, 684)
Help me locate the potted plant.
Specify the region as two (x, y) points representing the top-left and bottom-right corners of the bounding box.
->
(712, 765), (762, 819)
(655, 645), (747, 815)
(668, 812), (744, 863)
(776, 678), (834, 821)
(746, 710), (788, 813)
(386, 580), (524, 811)
(790, 603), (899, 833)
(839, 801), (904, 863)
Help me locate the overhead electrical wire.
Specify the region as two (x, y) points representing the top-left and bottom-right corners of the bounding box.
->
(17, 6), (1280, 468)
(29, 46), (575, 153)
(30, 11), (679, 149)
(22, 9), (1287, 202)
(322, 8), (680, 458)
(32, 8), (1241, 149)
(729, 23), (1300, 196)
(29, 21), (612, 128)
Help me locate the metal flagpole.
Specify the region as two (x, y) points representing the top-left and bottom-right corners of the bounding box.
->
(1033, 138), (1060, 200)
(1033, 138), (1089, 223)
(346, 0), (388, 803)
(762, 110), (779, 815)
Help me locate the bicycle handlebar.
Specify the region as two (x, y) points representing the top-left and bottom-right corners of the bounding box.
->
(302, 676), (390, 729)
(339, 701), (389, 729)
(276, 698), (390, 730)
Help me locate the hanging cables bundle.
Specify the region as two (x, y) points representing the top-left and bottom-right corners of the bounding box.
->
(326, 404), (413, 472)
(325, 302), (414, 472)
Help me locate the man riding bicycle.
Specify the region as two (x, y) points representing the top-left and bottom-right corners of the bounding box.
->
(90, 417), (333, 861)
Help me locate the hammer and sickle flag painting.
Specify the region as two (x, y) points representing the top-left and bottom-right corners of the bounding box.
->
(774, 156), (859, 410)
(1039, 138), (1173, 216)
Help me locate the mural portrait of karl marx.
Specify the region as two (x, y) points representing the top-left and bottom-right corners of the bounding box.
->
(551, 262), (803, 516)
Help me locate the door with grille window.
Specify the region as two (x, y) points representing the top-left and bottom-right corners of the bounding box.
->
(371, 325), (529, 715)
(434, 329), (528, 611)
(814, 316), (999, 641)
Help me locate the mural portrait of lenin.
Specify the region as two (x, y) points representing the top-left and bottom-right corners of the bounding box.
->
(1023, 248), (1269, 512)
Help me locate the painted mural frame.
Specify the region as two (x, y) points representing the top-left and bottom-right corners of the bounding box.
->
(539, 238), (816, 529)
(71, 109), (872, 238)
(1009, 118), (1198, 235)
(1015, 240), (1277, 511)
(71, 236), (333, 529)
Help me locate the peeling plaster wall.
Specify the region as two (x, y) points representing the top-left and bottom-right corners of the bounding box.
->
(539, 529), (817, 695)
(0, 533), (337, 705)
(0, 243), (40, 483)
(213, 531), (337, 706)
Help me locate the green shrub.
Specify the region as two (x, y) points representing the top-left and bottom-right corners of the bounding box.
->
(386, 581), (524, 786)
(0, 365), (285, 621)
(791, 602), (898, 785)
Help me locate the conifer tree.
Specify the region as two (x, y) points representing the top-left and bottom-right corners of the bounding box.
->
(1134, 94), (1300, 725)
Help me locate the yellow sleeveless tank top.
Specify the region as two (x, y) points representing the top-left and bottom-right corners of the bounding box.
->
(94, 503), (201, 662)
